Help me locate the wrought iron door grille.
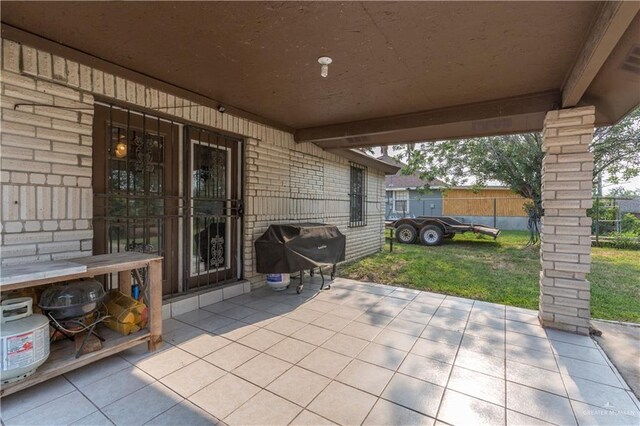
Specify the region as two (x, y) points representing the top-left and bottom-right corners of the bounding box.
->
(349, 162), (367, 227)
(94, 103), (180, 297)
(184, 126), (242, 293)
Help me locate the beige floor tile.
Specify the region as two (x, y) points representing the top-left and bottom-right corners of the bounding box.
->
(363, 398), (435, 426)
(0, 376), (75, 420)
(305, 300), (340, 313)
(506, 410), (554, 426)
(102, 382), (183, 426)
(213, 321), (259, 341)
(265, 317), (307, 336)
(290, 410), (337, 425)
(136, 346), (198, 379)
(146, 400), (222, 425)
(71, 410), (113, 426)
(410, 338), (458, 364)
(398, 353), (453, 387)
(64, 355), (130, 389)
(203, 342), (259, 371)
(174, 308), (215, 325)
(164, 323), (211, 346)
(286, 308), (325, 323)
(5, 391), (97, 426)
(312, 313), (351, 332)
(460, 334), (505, 359)
(160, 359), (226, 397)
(340, 321), (384, 341)
(298, 347), (352, 378)
(437, 389), (505, 426)
(386, 317), (427, 336)
(447, 366), (506, 406)
(321, 333), (369, 357)
(192, 313), (237, 333)
(336, 359), (394, 395)
(233, 353), (292, 387)
(506, 382), (576, 425)
(355, 311), (394, 328)
(421, 325), (463, 347)
(381, 373), (445, 417)
(330, 305), (366, 320)
(506, 360), (566, 396)
(465, 322), (507, 344)
(373, 328), (418, 352)
(266, 365), (331, 407)
(307, 381), (377, 426)
(265, 337), (316, 364)
(176, 333), (233, 358)
(357, 342), (407, 370)
(225, 390), (302, 425)
(189, 374), (261, 419)
(237, 328), (286, 351)
(292, 324), (336, 346)
(241, 310), (280, 327)
(506, 344), (558, 372)
(396, 309), (433, 325)
(82, 366), (155, 408)
(455, 348), (505, 379)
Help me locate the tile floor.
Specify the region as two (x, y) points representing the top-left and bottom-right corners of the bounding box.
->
(2, 278), (639, 426)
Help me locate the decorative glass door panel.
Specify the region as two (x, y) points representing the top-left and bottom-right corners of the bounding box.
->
(185, 127), (240, 290)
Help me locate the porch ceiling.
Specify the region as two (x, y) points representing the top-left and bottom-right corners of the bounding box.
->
(1, 1), (639, 148)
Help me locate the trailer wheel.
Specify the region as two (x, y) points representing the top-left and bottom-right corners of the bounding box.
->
(396, 224), (418, 244)
(420, 225), (444, 246)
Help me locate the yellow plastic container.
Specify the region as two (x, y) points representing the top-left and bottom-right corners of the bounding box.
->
(103, 291), (147, 335)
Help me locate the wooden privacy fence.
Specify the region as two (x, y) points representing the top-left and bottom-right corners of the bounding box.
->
(442, 189), (530, 217)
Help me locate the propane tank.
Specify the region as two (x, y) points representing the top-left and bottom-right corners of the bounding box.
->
(0, 297), (50, 384)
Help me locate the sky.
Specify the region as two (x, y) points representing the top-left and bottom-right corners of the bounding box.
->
(371, 146), (640, 195)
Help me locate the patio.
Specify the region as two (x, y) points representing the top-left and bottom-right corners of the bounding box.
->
(1, 277), (638, 426)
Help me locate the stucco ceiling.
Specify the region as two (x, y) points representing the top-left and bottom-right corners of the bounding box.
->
(1, 1), (639, 146)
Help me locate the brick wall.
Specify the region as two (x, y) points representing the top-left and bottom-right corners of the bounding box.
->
(0, 38), (386, 289)
(538, 106), (595, 335)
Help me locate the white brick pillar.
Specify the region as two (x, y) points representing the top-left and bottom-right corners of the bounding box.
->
(539, 106), (595, 335)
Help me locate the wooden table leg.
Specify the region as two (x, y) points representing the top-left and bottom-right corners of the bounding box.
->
(147, 259), (163, 351)
(118, 270), (132, 297)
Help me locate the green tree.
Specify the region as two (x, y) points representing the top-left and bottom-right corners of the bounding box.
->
(394, 107), (640, 242)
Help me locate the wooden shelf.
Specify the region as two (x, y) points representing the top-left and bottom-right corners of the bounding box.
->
(0, 253), (163, 398)
(0, 327), (150, 397)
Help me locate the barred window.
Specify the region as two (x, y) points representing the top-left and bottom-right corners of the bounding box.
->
(349, 163), (367, 227)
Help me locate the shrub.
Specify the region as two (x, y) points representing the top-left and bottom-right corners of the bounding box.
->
(621, 213), (640, 235)
(604, 232), (640, 250)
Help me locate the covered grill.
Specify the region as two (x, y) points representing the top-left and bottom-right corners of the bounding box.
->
(255, 223), (346, 292)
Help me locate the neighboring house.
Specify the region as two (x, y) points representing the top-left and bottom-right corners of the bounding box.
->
(0, 38), (399, 301)
(378, 155), (531, 230)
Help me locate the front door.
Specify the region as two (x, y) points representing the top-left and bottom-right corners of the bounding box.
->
(184, 127), (241, 291)
(93, 104), (180, 296)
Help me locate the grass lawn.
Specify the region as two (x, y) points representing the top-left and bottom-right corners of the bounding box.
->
(339, 230), (640, 323)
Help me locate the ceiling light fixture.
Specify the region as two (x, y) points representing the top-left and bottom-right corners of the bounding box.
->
(318, 56), (332, 78)
(217, 105), (226, 113)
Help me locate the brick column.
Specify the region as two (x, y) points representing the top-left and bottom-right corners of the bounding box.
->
(539, 106), (595, 335)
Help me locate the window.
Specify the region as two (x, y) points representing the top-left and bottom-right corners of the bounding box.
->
(393, 190), (409, 214)
(349, 163), (367, 227)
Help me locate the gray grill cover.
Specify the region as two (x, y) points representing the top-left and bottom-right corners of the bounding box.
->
(255, 223), (346, 273)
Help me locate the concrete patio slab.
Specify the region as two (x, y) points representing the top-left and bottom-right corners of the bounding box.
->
(1, 277), (638, 426)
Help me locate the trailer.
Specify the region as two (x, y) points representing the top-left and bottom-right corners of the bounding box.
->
(391, 216), (500, 246)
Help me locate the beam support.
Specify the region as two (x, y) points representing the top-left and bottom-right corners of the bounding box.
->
(296, 91), (560, 148)
(562, 1), (640, 108)
(539, 106), (595, 335)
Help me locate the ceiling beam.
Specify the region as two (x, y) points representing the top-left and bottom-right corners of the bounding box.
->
(562, 1), (640, 108)
(298, 91), (560, 148)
